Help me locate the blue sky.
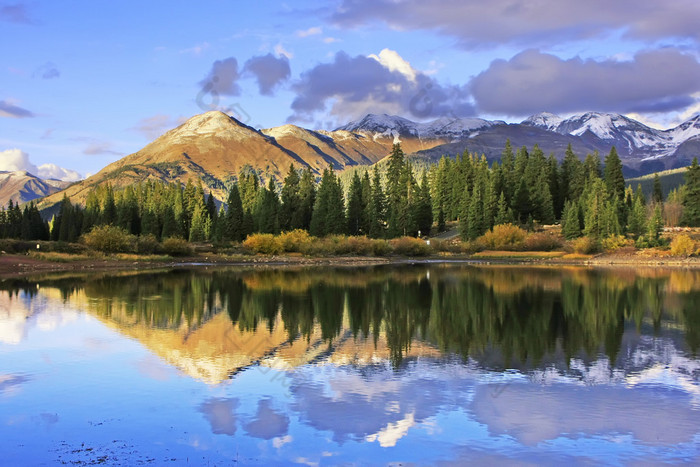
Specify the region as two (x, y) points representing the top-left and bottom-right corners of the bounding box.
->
(2, 0), (700, 179)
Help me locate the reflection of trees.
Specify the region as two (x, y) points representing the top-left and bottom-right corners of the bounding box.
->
(6, 265), (700, 365)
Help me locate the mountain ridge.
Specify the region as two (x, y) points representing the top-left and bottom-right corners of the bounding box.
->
(35, 110), (700, 210)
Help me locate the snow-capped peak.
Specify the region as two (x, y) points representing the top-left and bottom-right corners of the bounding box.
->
(521, 112), (563, 130)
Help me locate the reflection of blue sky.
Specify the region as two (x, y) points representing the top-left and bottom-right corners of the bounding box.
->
(1, 287), (699, 465)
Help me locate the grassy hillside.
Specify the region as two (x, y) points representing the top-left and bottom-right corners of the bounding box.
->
(627, 166), (688, 199)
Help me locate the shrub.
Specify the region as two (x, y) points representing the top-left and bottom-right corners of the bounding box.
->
(345, 236), (376, 256)
(390, 236), (431, 256)
(136, 234), (161, 254)
(522, 232), (562, 251)
(242, 233), (282, 255)
(277, 229), (313, 253)
(569, 236), (599, 254)
(82, 225), (135, 253)
(162, 237), (193, 256)
(477, 223), (527, 250)
(670, 234), (697, 257)
(601, 234), (630, 252)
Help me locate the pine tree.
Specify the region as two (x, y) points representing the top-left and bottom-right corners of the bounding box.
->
(346, 172), (365, 235)
(415, 172), (433, 236)
(561, 143), (584, 202)
(604, 147), (625, 201)
(561, 200), (581, 239)
(647, 204), (664, 245)
(494, 192), (511, 226)
(224, 183), (244, 242)
(279, 163), (301, 231)
(681, 157), (700, 226)
(101, 185), (116, 225)
(295, 167), (316, 231)
(627, 193), (647, 238)
(583, 179), (608, 240)
(513, 177), (531, 224)
(255, 177), (280, 234)
(310, 168), (345, 236)
(652, 173), (664, 204)
(368, 165), (386, 238)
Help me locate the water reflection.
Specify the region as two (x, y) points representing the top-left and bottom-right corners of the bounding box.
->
(1, 264), (699, 464)
(2, 266), (700, 379)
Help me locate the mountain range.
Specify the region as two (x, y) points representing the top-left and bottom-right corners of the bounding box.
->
(0, 171), (72, 208)
(35, 110), (700, 210)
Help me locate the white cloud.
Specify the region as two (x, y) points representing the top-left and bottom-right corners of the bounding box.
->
(0, 148), (83, 181)
(0, 148), (38, 174)
(368, 48), (417, 82)
(296, 26), (323, 38)
(323, 37), (339, 44)
(37, 163), (83, 182)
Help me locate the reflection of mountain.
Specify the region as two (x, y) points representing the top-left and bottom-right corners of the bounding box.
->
(3, 265), (699, 386)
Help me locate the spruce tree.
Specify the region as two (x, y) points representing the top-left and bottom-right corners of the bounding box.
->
(279, 163), (301, 231)
(225, 183), (244, 242)
(368, 165), (386, 238)
(415, 172), (433, 236)
(604, 147), (625, 201)
(627, 194), (646, 238)
(562, 200), (581, 239)
(346, 171), (365, 235)
(295, 167), (316, 231)
(494, 192), (511, 226)
(652, 173), (664, 204)
(681, 157), (700, 226)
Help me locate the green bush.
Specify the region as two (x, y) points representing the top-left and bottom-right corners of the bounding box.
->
(670, 234), (697, 257)
(82, 225), (135, 253)
(136, 234), (161, 254)
(162, 237), (193, 256)
(389, 236), (431, 256)
(477, 223), (527, 250)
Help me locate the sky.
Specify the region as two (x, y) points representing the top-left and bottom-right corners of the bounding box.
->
(2, 0), (700, 179)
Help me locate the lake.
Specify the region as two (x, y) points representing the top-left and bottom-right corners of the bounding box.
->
(1, 264), (699, 465)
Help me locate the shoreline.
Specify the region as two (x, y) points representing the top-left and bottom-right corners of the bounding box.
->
(2, 250), (699, 279)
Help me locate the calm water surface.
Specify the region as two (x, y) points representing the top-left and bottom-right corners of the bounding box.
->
(1, 264), (699, 465)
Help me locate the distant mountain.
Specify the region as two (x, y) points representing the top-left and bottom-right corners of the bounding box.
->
(0, 171), (72, 207)
(37, 110), (700, 211)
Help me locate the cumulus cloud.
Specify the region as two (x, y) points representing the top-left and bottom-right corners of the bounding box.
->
(132, 114), (187, 140)
(289, 49), (473, 123)
(198, 57), (241, 96)
(0, 149), (82, 181)
(37, 163), (82, 182)
(32, 62), (60, 80)
(330, 0), (700, 48)
(243, 54), (291, 95)
(0, 148), (37, 174)
(470, 49), (700, 116)
(0, 3), (31, 24)
(0, 99), (34, 118)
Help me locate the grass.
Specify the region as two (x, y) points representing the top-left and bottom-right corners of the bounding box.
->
(28, 252), (92, 262)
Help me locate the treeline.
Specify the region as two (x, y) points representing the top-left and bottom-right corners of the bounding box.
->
(1, 142), (699, 244)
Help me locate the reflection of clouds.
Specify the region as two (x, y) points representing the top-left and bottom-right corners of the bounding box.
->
(471, 383), (699, 446)
(365, 411), (415, 447)
(199, 398), (239, 436)
(0, 291), (79, 344)
(243, 399), (290, 440)
(0, 373), (30, 396)
(290, 363), (474, 444)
